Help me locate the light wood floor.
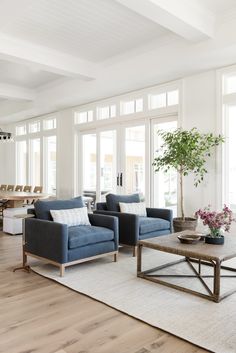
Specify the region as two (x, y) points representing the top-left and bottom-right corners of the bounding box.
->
(0, 232), (210, 353)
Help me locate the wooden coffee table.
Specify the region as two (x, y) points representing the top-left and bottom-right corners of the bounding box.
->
(137, 231), (236, 302)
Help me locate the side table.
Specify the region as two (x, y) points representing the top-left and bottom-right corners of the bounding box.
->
(13, 214), (35, 273)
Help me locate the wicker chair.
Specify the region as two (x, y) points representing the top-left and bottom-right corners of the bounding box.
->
(33, 186), (43, 193)
(23, 186), (32, 192)
(7, 185), (14, 191)
(15, 185), (23, 192)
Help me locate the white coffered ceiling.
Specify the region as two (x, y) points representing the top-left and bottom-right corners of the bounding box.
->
(1, 0), (236, 123)
(1, 0), (170, 62)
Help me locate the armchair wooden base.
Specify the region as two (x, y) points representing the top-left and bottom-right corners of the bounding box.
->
(21, 250), (118, 277)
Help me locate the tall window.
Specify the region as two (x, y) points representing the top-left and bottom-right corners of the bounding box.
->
(152, 119), (178, 215)
(222, 72), (236, 211)
(29, 138), (40, 186)
(44, 136), (56, 194)
(16, 140), (27, 184)
(15, 117), (57, 194)
(82, 134), (96, 192)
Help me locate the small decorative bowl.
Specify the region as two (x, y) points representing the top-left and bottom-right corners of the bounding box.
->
(177, 234), (201, 244)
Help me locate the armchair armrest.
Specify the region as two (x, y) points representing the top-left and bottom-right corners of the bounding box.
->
(25, 218), (68, 264)
(146, 208), (173, 232)
(94, 210), (139, 246)
(88, 213), (119, 249)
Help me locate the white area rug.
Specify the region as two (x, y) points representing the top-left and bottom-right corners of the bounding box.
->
(32, 248), (236, 353)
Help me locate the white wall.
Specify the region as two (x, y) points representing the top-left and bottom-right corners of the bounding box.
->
(182, 70), (218, 217)
(0, 69), (223, 212)
(56, 109), (75, 199)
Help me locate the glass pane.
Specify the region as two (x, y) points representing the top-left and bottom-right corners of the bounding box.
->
(110, 105), (116, 118)
(97, 106), (110, 120)
(225, 75), (236, 94)
(100, 130), (116, 200)
(30, 138), (40, 186)
(153, 120), (177, 215)
(16, 125), (26, 136)
(76, 112), (87, 124)
(43, 118), (56, 130)
(88, 110), (93, 122)
(125, 125), (145, 196)
(136, 98), (143, 112)
(122, 100), (135, 115)
(167, 90), (179, 106)
(16, 140), (27, 184)
(227, 106), (236, 210)
(44, 136), (56, 194)
(29, 121), (40, 133)
(149, 93), (166, 109)
(82, 134), (96, 194)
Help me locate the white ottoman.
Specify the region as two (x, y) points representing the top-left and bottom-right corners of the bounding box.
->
(3, 207), (31, 235)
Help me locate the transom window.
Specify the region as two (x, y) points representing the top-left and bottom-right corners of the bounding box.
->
(43, 117), (56, 130)
(97, 105), (116, 120)
(75, 110), (93, 124)
(29, 121), (40, 133)
(16, 124), (27, 136)
(121, 99), (143, 115)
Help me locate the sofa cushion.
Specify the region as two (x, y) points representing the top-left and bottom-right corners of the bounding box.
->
(34, 197), (84, 220)
(139, 217), (170, 235)
(68, 225), (114, 249)
(106, 193), (140, 212)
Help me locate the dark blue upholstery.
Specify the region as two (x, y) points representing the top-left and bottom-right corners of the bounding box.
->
(95, 197), (173, 248)
(139, 217), (170, 235)
(139, 229), (170, 240)
(106, 193), (140, 212)
(68, 225), (114, 249)
(25, 199), (119, 271)
(68, 241), (116, 262)
(34, 197), (84, 220)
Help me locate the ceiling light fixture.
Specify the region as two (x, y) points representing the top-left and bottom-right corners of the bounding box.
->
(0, 128), (13, 142)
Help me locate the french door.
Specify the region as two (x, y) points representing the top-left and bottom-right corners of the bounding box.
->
(78, 115), (177, 208)
(79, 120), (147, 203)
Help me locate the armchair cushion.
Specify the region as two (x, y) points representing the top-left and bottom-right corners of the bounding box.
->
(139, 216), (170, 235)
(50, 207), (90, 226)
(119, 201), (147, 216)
(106, 193), (140, 212)
(68, 225), (114, 249)
(34, 197), (84, 220)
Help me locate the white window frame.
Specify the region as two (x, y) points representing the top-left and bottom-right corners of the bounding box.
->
(14, 115), (57, 194)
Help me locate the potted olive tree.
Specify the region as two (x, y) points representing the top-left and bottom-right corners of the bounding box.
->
(153, 128), (224, 232)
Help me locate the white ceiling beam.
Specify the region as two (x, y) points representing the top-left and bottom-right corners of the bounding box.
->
(0, 83), (35, 101)
(0, 34), (98, 80)
(116, 0), (215, 42)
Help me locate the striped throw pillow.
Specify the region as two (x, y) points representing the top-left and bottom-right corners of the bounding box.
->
(119, 202), (147, 217)
(50, 207), (91, 226)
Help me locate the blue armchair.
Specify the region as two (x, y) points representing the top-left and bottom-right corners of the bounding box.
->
(94, 193), (173, 256)
(24, 197), (119, 276)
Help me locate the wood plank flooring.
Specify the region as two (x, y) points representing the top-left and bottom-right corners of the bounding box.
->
(0, 232), (210, 353)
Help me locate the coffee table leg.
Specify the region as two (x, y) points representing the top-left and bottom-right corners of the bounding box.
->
(198, 259), (201, 275)
(214, 260), (221, 302)
(137, 244), (143, 274)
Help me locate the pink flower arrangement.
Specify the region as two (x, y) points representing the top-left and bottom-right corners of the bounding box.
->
(195, 205), (235, 237)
